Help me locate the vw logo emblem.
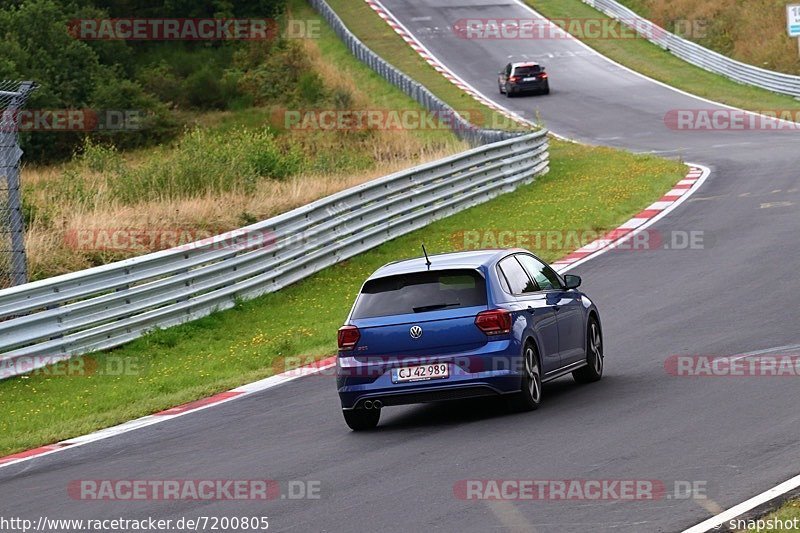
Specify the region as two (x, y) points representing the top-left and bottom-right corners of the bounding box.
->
(409, 325), (423, 339)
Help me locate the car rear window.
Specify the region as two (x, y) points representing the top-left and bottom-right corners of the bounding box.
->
(513, 66), (542, 76)
(352, 269), (487, 319)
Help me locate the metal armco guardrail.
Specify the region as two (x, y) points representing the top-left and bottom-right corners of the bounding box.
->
(0, 131), (549, 379)
(309, 0), (524, 145)
(584, 0), (800, 98)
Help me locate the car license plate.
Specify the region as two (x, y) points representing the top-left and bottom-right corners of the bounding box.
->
(523, 77), (537, 82)
(392, 363), (449, 383)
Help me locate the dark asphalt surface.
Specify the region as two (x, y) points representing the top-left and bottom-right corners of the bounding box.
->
(3, 1), (800, 532)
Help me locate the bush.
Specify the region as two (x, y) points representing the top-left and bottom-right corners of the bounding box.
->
(0, 0), (109, 161)
(183, 65), (228, 109)
(137, 62), (183, 107)
(78, 138), (124, 173)
(297, 72), (326, 103)
(109, 127), (305, 203)
(90, 76), (179, 149)
(236, 40), (326, 106)
(133, 43), (239, 110)
(0, 0), (293, 163)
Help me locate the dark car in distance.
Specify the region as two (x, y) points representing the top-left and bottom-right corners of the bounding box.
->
(498, 62), (550, 96)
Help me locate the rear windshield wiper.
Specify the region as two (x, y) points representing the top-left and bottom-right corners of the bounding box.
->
(412, 302), (460, 313)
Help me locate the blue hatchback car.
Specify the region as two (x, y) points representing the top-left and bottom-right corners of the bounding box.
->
(336, 249), (603, 430)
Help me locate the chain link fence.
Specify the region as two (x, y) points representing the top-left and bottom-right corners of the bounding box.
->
(0, 81), (36, 289)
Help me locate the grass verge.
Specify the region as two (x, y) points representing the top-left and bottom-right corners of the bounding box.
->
(0, 140), (686, 455)
(526, 0), (800, 113)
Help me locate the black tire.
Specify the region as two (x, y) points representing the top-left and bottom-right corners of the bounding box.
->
(573, 317), (603, 384)
(342, 408), (380, 431)
(542, 87), (550, 95)
(508, 341), (542, 411)
(505, 86), (513, 98)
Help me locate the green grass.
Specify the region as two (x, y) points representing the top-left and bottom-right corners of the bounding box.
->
(0, 140), (686, 455)
(526, 0), (800, 113)
(324, 0), (527, 131)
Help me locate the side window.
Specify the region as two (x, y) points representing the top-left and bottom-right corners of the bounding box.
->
(516, 254), (562, 291)
(497, 267), (511, 294)
(497, 257), (537, 295)
(505, 64), (512, 76)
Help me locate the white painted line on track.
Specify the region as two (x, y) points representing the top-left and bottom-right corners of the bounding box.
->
(0, 358), (336, 469)
(682, 472), (800, 532)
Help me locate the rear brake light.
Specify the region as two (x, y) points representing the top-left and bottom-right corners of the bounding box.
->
(540, 73), (548, 79)
(509, 76), (520, 83)
(475, 309), (512, 335)
(338, 325), (360, 350)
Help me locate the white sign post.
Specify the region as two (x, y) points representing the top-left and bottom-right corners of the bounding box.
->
(788, 4), (800, 56)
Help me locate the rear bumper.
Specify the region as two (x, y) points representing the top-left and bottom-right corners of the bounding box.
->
(508, 81), (548, 93)
(344, 383), (513, 410)
(337, 340), (522, 409)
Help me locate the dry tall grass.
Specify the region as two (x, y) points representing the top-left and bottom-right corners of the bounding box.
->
(23, 151), (458, 279)
(626, 0), (800, 74)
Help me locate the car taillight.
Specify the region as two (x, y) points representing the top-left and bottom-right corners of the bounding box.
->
(338, 325), (360, 350)
(540, 73), (548, 79)
(509, 76), (520, 83)
(475, 309), (512, 335)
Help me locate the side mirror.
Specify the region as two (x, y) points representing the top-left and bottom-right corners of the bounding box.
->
(563, 274), (581, 290)
(540, 64), (546, 70)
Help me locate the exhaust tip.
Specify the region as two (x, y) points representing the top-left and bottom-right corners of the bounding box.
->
(373, 400), (383, 409)
(364, 400), (373, 409)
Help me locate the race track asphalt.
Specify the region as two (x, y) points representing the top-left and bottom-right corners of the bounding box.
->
(2, 1), (799, 532)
